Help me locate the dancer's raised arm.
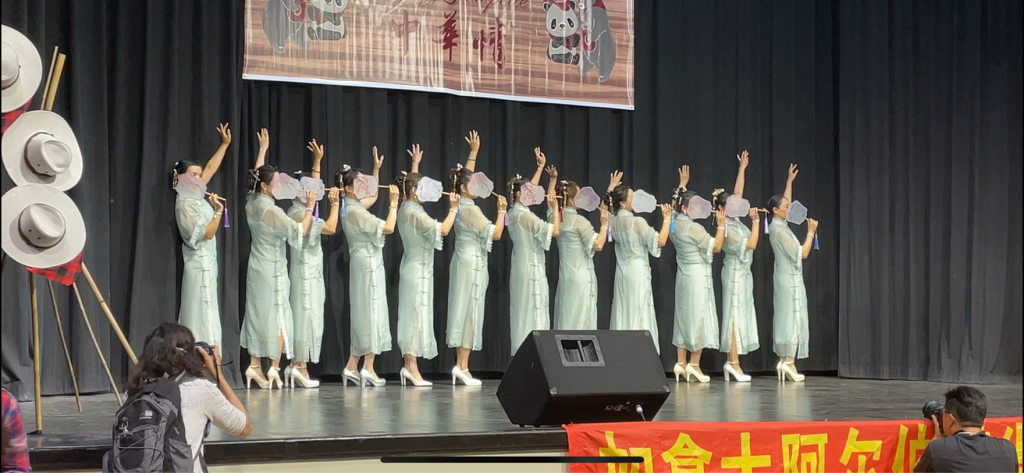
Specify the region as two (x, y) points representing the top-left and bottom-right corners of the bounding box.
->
(545, 165), (558, 197)
(408, 143), (422, 174)
(464, 130), (480, 171)
(784, 163), (798, 203)
(201, 123), (231, 183)
(531, 148), (546, 186)
(493, 196), (508, 240)
(322, 189), (341, 236)
(308, 139), (324, 179)
(254, 128), (269, 169)
(733, 150), (749, 197)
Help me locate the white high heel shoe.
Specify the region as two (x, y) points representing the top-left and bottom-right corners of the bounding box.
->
(266, 366), (284, 389)
(245, 365), (270, 389)
(282, 366), (294, 388)
(683, 364), (710, 383)
(342, 369), (361, 386)
(360, 369), (386, 387)
(776, 361), (805, 382)
(451, 366), (482, 386)
(723, 362), (751, 382)
(400, 368), (433, 387)
(672, 363), (686, 382)
(290, 367), (320, 388)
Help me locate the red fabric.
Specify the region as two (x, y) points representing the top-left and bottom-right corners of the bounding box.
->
(564, 417), (1023, 472)
(27, 251), (84, 286)
(1, 102), (31, 133)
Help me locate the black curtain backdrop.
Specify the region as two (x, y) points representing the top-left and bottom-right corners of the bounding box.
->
(1, 0), (1019, 401)
(836, 0), (1023, 383)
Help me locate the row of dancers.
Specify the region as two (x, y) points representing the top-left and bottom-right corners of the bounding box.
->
(171, 126), (820, 389)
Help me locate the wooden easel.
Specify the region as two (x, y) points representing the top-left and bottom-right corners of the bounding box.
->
(1, 47), (137, 434)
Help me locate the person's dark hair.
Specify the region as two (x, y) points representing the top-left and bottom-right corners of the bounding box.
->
(395, 172), (422, 200)
(942, 386), (987, 428)
(334, 164), (361, 189)
(714, 189), (731, 210)
(245, 165), (277, 194)
(606, 185), (632, 213)
(448, 165), (472, 194)
(291, 170), (311, 180)
(555, 180), (579, 208)
(767, 194), (787, 214)
(507, 175), (527, 203)
(126, 323), (211, 397)
(171, 160), (200, 189)
(671, 188), (697, 213)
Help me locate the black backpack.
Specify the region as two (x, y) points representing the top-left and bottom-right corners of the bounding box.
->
(103, 373), (209, 473)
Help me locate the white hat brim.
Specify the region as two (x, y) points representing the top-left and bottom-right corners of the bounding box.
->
(1, 25), (43, 113)
(1, 184), (87, 268)
(2, 111), (83, 191)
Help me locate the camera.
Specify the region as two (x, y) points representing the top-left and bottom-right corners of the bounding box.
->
(195, 341), (214, 357)
(923, 399), (945, 436)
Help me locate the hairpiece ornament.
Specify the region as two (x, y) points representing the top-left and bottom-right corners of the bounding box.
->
(712, 188), (725, 198)
(171, 169), (179, 188)
(342, 164), (352, 172)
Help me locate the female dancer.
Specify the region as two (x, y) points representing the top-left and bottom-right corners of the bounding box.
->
(668, 166), (724, 383)
(284, 139), (341, 389)
(607, 172), (672, 354)
(507, 148), (559, 355)
(395, 144), (459, 387)
(767, 164), (818, 382)
(241, 129), (317, 389)
(336, 148), (397, 388)
(544, 165), (610, 330)
(172, 123), (230, 348)
(447, 131), (507, 385)
(714, 151), (759, 382)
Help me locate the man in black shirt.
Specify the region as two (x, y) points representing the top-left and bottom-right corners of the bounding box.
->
(914, 386), (1018, 472)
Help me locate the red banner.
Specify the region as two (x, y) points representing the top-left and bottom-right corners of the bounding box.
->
(565, 417), (1023, 472)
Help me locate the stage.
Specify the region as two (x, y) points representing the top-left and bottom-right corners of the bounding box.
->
(22, 375), (1023, 471)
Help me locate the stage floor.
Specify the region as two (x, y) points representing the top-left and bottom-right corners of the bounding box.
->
(24, 376), (1023, 470)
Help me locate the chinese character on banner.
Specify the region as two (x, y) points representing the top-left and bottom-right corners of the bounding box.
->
(721, 432), (772, 472)
(439, 10), (459, 61)
(598, 431), (653, 473)
(890, 424), (930, 473)
(661, 433), (713, 473)
(390, 9), (421, 55)
(472, 18), (506, 69)
(782, 433), (828, 473)
(840, 428), (884, 473)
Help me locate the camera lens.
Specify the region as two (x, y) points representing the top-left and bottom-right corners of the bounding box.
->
(922, 400), (943, 420)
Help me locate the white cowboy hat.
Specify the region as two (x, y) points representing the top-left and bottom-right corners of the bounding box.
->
(1, 184), (86, 268)
(1, 25), (43, 113)
(2, 110), (83, 190)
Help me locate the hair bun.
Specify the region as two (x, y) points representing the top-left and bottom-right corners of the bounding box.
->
(342, 164), (352, 172)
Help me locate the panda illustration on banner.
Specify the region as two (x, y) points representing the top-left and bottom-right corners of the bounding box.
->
(263, 0), (348, 54)
(307, 0), (349, 41)
(542, 0), (617, 82)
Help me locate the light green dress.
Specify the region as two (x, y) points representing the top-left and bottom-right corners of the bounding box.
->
(507, 203), (554, 355)
(548, 207), (598, 330)
(287, 201), (327, 363)
(768, 218), (809, 359)
(396, 201), (443, 359)
(240, 193), (301, 358)
(668, 213), (720, 352)
(720, 217), (759, 354)
(341, 197), (392, 356)
(175, 196), (221, 348)
(609, 210), (661, 354)
(446, 198), (495, 351)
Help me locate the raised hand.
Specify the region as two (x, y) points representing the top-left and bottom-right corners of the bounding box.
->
(737, 150), (749, 170)
(257, 128), (269, 151)
(607, 170), (623, 192)
(546, 194), (558, 209)
(388, 184), (400, 205)
(307, 139), (324, 162)
(373, 146), (385, 170)
(748, 208), (760, 221)
(660, 203), (673, 219)
(678, 165), (690, 189)
(449, 192), (461, 207)
(807, 218), (819, 233)
(207, 193), (224, 212)
(599, 207), (611, 226)
(465, 130), (481, 153)
(327, 188), (340, 204)
(217, 123), (231, 145)
(545, 165), (558, 179)
(714, 208), (726, 225)
(407, 143), (423, 164)
(496, 195), (508, 212)
(304, 191), (317, 209)
(788, 163), (799, 182)
(534, 147), (547, 168)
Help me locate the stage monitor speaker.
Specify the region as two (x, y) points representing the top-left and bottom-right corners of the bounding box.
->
(496, 330), (669, 427)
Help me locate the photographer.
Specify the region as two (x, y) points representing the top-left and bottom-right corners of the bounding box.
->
(914, 386), (1016, 472)
(126, 323), (252, 471)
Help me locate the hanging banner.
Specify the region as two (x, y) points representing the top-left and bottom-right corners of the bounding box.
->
(243, 0), (635, 109)
(564, 417), (1023, 472)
